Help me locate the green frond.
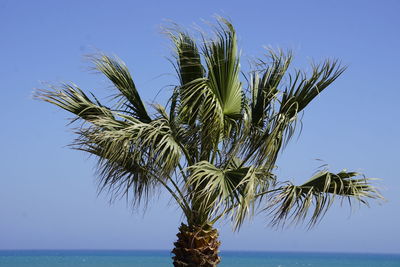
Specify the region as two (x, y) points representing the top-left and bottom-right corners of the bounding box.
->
(80, 138), (155, 206)
(254, 118), (287, 168)
(177, 77), (226, 161)
(187, 161), (228, 207)
(171, 32), (204, 87)
(187, 161), (274, 228)
(241, 58), (345, 170)
(170, 32), (205, 125)
(37, 84), (184, 206)
(202, 18), (243, 120)
(91, 54), (151, 122)
(167, 86), (202, 164)
(266, 170), (383, 228)
(251, 49), (293, 127)
(178, 77), (208, 125)
(94, 115), (180, 175)
(35, 83), (114, 123)
(280, 59), (346, 118)
(199, 85), (225, 160)
(73, 113), (183, 205)
(239, 112), (287, 173)
(228, 166), (276, 230)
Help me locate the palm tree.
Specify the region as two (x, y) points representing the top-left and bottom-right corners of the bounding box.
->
(36, 18), (382, 266)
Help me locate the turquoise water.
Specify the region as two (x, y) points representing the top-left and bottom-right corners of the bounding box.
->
(0, 250), (399, 266)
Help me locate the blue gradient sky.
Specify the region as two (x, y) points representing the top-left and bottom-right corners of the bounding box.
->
(1, 0), (399, 254)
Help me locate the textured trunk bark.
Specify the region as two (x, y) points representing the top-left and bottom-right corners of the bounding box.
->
(172, 223), (221, 266)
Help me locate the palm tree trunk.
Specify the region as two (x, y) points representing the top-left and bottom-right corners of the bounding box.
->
(172, 223), (221, 266)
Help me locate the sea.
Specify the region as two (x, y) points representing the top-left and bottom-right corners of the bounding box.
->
(0, 250), (399, 267)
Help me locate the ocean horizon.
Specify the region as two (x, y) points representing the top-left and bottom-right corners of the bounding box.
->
(0, 250), (399, 266)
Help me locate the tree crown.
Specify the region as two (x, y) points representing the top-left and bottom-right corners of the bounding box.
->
(36, 17), (383, 230)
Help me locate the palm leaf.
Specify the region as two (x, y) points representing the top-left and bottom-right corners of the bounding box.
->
(85, 114), (181, 175)
(170, 32), (205, 125)
(171, 32), (204, 87)
(78, 136), (154, 206)
(36, 84), (184, 206)
(91, 54), (151, 123)
(266, 170), (383, 228)
(73, 112), (183, 204)
(240, 59), (345, 170)
(202, 18), (243, 119)
(251, 49), (293, 127)
(35, 83), (114, 123)
(187, 161), (274, 227)
(280, 59), (346, 118)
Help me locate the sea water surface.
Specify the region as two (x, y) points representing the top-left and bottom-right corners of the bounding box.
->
(0, 250), (399, 267)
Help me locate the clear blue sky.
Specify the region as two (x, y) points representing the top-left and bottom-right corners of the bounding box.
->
(1, 0), (399, 254)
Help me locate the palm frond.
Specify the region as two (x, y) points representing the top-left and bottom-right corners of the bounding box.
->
(167, 86), (202, 164)
(198, 84), (225, 160)
(228, 165), (276, 230)
(240, 59), (345, 170)
(37, 83), (183, 206)
(178, 77), (209, 125)
(172, 77), (223, 161)
(238, 111), (288, 173)
(187, 161), (274, 228)
(80, 137), (155, 206)
(72, 112), (184, 206)
(91, 54), (151, 122)
(251, 49), (293, 127)
(83, 114), (181, 176)
(202, 17), (243, 120)
(170, 32), (205, 125)
(280, 59), (346, 118)
(35, 83), (114, 123)
(171, 32), (204, 87)
(266, 170), (383, 228)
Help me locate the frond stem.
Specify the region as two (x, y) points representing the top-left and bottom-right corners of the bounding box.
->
(177, 162), (188, 183)
(154, 174), (191, 217)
